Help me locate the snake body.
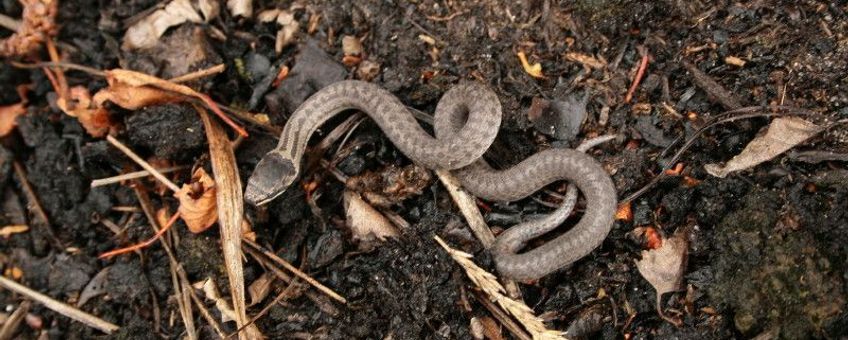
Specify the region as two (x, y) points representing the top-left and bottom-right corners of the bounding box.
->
(245, 80), (617, 280)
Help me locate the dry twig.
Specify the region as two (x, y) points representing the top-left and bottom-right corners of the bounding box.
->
(0, 276), (119, 334)
(197, 106), (250, 339)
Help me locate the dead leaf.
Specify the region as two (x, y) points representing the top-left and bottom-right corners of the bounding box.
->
(705, 117), (823, 178)
(564, 52), (607, 70)
(123, 0), (220, 50)
(194, 278), (264, 339)
(275, 11), (299, 54)
(175, 168), (218, 233)
(247, 273), (273, 307)
(724, 56), (746, 67)
(636, 227), (689, 326)
(227, 0), (253, 18)
(78, 266), (111, 307)
(0, 103), (26, 138)
(0, 225), (29, 237)
(93, 69), (247, 136)
(343, 190), (398, 250)
(517, 51), (544, 79)
(342, 35), (362, 56)
(57, 86), (114, 137)
(0, 85), (30, 137)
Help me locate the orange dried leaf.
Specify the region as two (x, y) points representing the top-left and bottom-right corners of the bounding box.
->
(108, 69), (246, 135)
(0, 85), (30, 137)
(93, 81), (182, 111)
(58, 86), (115, 137)
(644, 226), (663, 249)
(0, 103), (26, 137)
(175, 168), (218, 233)
(615, 202), (633, 222)
(517, 51), (544, 79)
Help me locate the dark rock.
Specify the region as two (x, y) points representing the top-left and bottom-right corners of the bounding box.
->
(265, 40), (348, 117)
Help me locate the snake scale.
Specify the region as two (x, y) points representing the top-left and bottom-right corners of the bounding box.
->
(245, 80), (617, 280)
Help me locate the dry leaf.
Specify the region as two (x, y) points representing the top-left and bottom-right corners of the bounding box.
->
(78, 266), (110, 307)
(57, 86), (114, 137)
(0, 103), (26, 137)
(343, 190), (398, 250)
(705, 117), (823, 178)
(274, 11), (299, 54)
(565, 52), (607, 69)
(194, 278), (264, 339)
(0, 85), (30, 137)
(175, 168), (218, 233)
(0, 225), (29, 237)
(341, 35), (362, 56)
(94, 69), (247, 136)
(724, 56), (746, 67)
(0, 0), (58, 57)
(123, 0), (219, 50)
(517, 51), (544, 79)
(227, 0), (253, 18)
(247, 273), (273, 307)
(635, 227), (689, 325)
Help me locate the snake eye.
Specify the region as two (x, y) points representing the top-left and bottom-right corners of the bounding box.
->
(244, 151), (298, 206)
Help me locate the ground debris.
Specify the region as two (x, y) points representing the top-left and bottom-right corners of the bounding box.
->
(705, 117), (823, 178)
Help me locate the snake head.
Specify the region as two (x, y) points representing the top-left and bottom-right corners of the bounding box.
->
(244, 150), (299, 206)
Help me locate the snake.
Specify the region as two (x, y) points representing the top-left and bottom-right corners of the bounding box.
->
(245, 80), (617, 281)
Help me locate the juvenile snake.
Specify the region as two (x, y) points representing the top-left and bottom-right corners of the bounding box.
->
(245, 80), (617, 280)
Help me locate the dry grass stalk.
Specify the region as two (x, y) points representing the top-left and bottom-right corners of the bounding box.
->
(90, 166), (187, 188)
(196, 106), (250, 339)
(434, 236), (567, 340)
(105, 135), (180, 192)
(0, 276), (119, 334)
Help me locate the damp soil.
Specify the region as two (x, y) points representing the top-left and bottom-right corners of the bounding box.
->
(1, 1), (847, 339)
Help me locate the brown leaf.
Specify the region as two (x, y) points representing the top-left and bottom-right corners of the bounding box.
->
(175, 168), (218, 233)
(58, 86), (115, 137)
(343, 190), (398, 251)
(705, 117), (823, 178)
(247, 273), (273, 307)
(0, 85), (30, 137)
(0, 103), (26, 137)
(635, 227), (689, 325)
(96, 69), (247, 136)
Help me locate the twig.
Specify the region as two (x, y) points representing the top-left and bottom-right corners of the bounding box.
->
(9, 61), (107, 77)
(624, 48), (649, 103)
(0, 300), (30, 340)
(141, 190), (222, 339)
(242, 238), (347, 304)
(12, 161), (62, 249)
(97, 212), (180, 259)
(169, 64), (226, 83)
(0, 13), (21, 31)
(242, 245), (340, 317)
(105, 135), (180, 192)
(681, 60), (743, 110)
(621, 106), (818, 203)
(425, 10), (468, 22)
(90, 166), (187, 188)
(197, 106), (249, 339)
(0, 276), (119, 334)
(472, 291), (532, 340)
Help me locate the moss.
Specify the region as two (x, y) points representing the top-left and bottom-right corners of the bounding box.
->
(708, 189), (846, 339)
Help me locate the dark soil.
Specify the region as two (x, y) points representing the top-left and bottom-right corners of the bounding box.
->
(1, 1), (847, 339)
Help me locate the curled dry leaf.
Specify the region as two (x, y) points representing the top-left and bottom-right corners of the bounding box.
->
(57, 86), (114, 137)
(517, 51), (544, 79)
(0, 85), (30, 137)
(343, 190), (398, 251)
(635, 227), (689, 326)
(78, 266), (111, 307)
(175, 168), (218, 233)
(123, 0), (220, 50)
(705, 117), (823, 178)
